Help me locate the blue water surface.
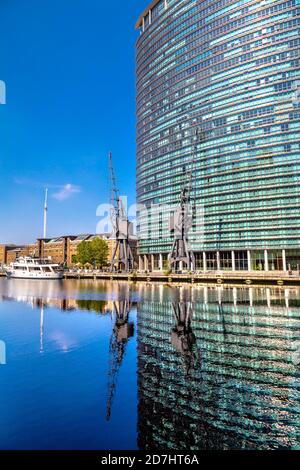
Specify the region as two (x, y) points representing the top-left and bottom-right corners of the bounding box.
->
(0, 279), (299, 450)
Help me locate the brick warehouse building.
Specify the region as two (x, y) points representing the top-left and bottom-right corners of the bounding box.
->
(0, 234), (137, 267)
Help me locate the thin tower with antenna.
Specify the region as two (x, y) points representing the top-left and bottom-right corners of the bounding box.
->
(43, 188), (48, 239)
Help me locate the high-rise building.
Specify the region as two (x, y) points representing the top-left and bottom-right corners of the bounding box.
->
(136, 0), (300, 272)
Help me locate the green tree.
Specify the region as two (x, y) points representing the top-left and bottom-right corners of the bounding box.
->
(90, 237), (109, 268)
(76, 238), (109, 268)
(76, 241), (92, 266)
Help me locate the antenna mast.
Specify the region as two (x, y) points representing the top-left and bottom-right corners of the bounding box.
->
(43, 188), (48, 239)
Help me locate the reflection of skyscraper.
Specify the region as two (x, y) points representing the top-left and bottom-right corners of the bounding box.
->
(137, 288), (300, 450)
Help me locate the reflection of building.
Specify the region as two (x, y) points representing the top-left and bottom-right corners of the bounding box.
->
(136, 1), (300, 273)
(0, 293), (110, 316)
(137, 287), (300, 450)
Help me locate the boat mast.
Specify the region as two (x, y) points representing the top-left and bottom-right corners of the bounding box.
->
(43, 188), (48, 239)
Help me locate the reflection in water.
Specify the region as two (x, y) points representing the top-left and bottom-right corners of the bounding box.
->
(292, 341), (300, 366)
(171, 290), (200, 375)
(40, 305), (44, 354)
(106, 287), (134, 421)
(0, 280), (299, 450)
(137, 285), (300, 450)
(0, 282), (111, 316)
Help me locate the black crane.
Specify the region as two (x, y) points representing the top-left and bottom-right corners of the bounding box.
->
(169, 181), (195, 272)
(169, 129), (201, 272)
(109, 152), (135, 272)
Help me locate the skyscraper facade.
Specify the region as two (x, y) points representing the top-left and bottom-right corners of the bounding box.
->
(136, 0), (300, 272)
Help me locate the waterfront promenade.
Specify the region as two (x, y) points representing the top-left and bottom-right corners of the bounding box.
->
(1, 270), (299, 286)
(66, 271), (300, 286)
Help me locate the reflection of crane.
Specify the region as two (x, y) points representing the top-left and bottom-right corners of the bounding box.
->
(106, 296), (134, 421)
(171, 301), (199, 375)
(109, 152), (134, 272)
(217, 293), (228, 340)
(219, 303), (228, 339)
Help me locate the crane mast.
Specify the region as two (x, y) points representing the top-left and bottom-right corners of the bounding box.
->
(108, 152), (135, 272)
(169, 130), (200, 272)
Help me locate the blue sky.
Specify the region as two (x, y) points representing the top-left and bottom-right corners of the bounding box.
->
(0, 0), (145, 244)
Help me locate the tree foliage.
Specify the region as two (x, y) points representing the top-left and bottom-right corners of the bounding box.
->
(74, 238), (109, 268)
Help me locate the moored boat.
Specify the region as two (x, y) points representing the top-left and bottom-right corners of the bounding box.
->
(5, 257), (64, 280)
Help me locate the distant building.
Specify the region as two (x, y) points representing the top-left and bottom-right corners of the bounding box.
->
(0, 245), (14, 265)
(0, 244), (36, 265)
(37, 236), (77, 265)
(1, 234), (138, 267)
(7, 244), (37, 264)
(37, 234), (115, 266)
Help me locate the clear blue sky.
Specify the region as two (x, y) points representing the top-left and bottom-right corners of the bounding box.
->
(0, 0), (145, 244)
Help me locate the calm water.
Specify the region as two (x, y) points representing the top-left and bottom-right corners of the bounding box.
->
(0, 279), (299, 450)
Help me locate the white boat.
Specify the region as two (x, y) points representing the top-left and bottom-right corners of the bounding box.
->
(5, 257), (64, 280)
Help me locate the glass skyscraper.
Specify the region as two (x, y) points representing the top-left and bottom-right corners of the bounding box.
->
(136, 0), (300, 272)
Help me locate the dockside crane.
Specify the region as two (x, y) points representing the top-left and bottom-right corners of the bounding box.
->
(109, 152), (134, 273)
(169, 129), (201, 272)
(169, 176), (195, 272)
